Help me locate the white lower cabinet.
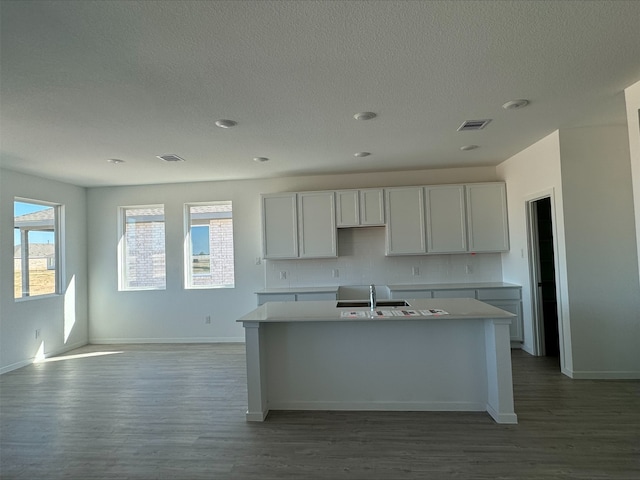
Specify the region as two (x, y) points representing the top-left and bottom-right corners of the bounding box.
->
(257, 291), (338, 306)
(390, 285), (523, 343)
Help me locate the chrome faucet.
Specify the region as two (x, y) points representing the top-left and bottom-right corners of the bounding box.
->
(369, 284), (377, 311)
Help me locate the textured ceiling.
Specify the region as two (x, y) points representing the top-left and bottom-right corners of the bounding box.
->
(1, 0), (640, 187)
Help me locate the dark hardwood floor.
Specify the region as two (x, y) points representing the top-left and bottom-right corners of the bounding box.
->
(1, 344), (638, 479)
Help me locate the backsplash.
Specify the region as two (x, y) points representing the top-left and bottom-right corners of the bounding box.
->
(264, 227), (503, 288)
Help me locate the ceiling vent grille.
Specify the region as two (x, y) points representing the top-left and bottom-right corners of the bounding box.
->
(156, 154), (185, 162)
(457, 119), (492, 131)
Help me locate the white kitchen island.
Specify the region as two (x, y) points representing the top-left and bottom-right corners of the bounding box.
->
(237, 298), (517, 424)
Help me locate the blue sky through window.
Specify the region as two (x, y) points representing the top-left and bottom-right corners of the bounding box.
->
(191, 226), (210, 255)
(14, 201), (55, 245)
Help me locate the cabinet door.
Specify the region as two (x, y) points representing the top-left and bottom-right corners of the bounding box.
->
(335, 190), (360, 227)
(484, 300), (523, 342)
(360, 189), (385, 225)
(425, 185), (467, 253)
(390, 289), (433, 300)
(466, 183), (509, 252)
(298, 192), (337, 258)
(385, 187), (426, 255)
(262, 193), (298, 259)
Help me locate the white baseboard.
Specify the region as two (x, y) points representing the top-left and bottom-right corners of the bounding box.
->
(268, 400), (487, 412)
(0, 340), (88, 375)
(89, 337), (245, 344)
(565, 370), (640, 380)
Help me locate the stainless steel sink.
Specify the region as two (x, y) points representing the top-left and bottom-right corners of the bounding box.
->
(336, 300), (410, 308)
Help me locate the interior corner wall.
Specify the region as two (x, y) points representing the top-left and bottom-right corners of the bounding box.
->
(495, 132), (573, 371)
(624, 80), (640, 284)
(559, 125), (640, 378)
(0, 169), (88, 373)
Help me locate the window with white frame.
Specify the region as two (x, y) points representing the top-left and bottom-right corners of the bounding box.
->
(119, 205), (166, 290)
(185, 202), (234, 289)
(14, 199), (61, 299)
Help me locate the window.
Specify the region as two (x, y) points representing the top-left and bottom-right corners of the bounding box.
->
(185, 202), (234, 289)
(119, 205), (166, 290)
(14, 199), (61, 299)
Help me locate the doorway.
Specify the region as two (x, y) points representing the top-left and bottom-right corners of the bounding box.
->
(528, 195), (560, 363)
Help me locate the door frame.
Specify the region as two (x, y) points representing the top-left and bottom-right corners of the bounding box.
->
(525, 189), (565, 368)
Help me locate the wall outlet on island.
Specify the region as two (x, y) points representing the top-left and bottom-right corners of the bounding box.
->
(280, 271), (287, 280)
(205, 315), (211, 324)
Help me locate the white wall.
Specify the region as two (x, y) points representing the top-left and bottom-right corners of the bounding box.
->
(87, 166), (499, 343)
(496, 132), (572, 369)
(0, 169), (88, 373)
(559, 125), (640, 378)
(625, 80), (640, 283)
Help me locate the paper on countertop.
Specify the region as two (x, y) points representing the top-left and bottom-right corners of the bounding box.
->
(340, 311), (368, 318)
(341, 309), (450, 318)
(419, 309), (449, 316)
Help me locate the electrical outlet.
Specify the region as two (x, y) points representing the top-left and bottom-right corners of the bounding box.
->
(280, 271), (287, 280)
(35, 329), (40, 339)
(332, 269), (339, 278)
(465, 265), (473, 274)
(412, 266), (419, 276)
(205, 315), (211, 324)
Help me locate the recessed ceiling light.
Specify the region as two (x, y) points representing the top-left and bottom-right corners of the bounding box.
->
(502, 99), (529, 110)
(353, 112), (377, 121)
(215, 119), (238, 128)
(107, 158), (125, 164)
(354, 152), (372, 158)
(253, 157), (269, 163)
(156, 154), (185, 162)
(460, 145), (479, 151)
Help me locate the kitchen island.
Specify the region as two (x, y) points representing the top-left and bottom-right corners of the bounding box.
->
(237, 298), (517, 424)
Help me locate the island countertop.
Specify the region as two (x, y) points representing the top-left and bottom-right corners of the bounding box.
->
(237, 297), (515, 323)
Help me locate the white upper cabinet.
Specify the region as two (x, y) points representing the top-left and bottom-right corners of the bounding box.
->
(360, 188), (385, 225)
(261, 193), (298, 259)
(335, 190), (360, 227)
(298, 191), (337, 258)
(466, 183), (509, 252)
(425, 185), (467, 253)
(336, 188), (385, 227)
(385, 186), (427, 255)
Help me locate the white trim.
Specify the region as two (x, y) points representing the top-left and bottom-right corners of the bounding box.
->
(524, 188), (567, 373)
(0, 340), (87, 375)
(566, 370), (640, 380)
(89, 337), (245, 344)
(268, 400), (487, 412)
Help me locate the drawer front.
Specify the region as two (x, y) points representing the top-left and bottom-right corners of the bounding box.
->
(257, 293), (296, 306)
(476, 288), (521, 300)
(432, 289), (476, 299)
(297, 293), (337, 302)
(391, 290), (433, 300)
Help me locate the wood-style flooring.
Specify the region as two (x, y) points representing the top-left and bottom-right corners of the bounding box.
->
(1, 344), (638, 479)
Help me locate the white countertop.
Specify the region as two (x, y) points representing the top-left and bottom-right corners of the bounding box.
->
(256, 282), (520, 295)
(387, 282), (521, 291)
(238, 298), (515, 323)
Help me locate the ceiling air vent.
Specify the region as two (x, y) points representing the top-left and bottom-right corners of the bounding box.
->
(156, 154), (185, 162)
(457, 119), (492, 131)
